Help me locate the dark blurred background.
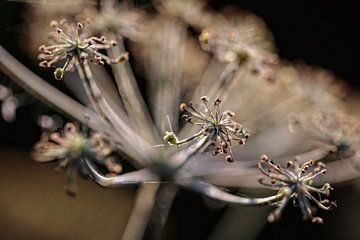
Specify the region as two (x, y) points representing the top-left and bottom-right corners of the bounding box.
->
(0, 0), (360, 239)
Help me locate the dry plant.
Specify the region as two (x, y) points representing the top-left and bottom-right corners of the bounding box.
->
(1, 0), (360, 239)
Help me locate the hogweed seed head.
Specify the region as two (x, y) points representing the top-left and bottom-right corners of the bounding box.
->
(164, 96), (250, 162)
(258, 155), (336, 223)
(32, 123), (121, 195)
(38, 19), (128, 80)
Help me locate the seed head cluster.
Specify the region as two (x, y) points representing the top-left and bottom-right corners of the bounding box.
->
(32, 123), (121, 195)
(164, 96), (250, 162)
(38, 19), (128, 80)
(258, 155), (336, 223)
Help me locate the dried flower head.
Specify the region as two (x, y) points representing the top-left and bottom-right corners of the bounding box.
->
(164, 96), (250, 162)
(32, 122), (121, 195)
(289, 112), (360, 161)
(258, 155), (336, 223)
(38, 19), (129, 80)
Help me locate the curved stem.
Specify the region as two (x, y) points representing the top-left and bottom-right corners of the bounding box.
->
(85, 159), (159, 187)
(178, 178), (285, 206)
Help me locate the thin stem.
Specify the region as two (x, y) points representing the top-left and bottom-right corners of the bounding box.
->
(145, 183), (179, 239)
(178, 178), (286, 206)
(121, 183), (161, 240)
(107, 31), (160, 144)
(0, 45), (111, 137)
(77, 59), (152, 164)
(76, 56), (107, 120)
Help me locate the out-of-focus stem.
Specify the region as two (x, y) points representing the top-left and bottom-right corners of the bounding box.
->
(145, 183), (178, 239)
(76, 56), (107, 120)
(77, 59), (151, 164)
(107, 31), (160, 144)
(121, 183), (160, 240)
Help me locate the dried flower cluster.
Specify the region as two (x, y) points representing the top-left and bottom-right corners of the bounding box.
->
(164, 96), (250, 162)
(38, 19), (128, 80)
(32, 122), (121, 195)
(258, 155), (336, 223)
(2, 1), (360, 239)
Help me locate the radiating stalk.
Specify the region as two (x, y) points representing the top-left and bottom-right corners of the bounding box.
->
(107, 31), (160, 144)
(77, 59), (152, 164)
(145, 183), (178, 239)
(0, 45), (111, 137)
(121, 183), (161, 240)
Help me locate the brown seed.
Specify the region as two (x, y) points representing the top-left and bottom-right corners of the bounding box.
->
(180, 103), (187, 111)
(225, 155), (233, 162)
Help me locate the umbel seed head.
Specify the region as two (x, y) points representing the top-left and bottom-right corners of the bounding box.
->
(38, 19), (128, 80)
(258, 156), (336, 223)
(164, 96), (250, 162)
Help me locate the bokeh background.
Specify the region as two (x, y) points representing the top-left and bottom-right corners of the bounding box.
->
(1, 0), (360, 239)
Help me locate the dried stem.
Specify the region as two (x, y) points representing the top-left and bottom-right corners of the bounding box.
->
(77, 59), (152, 164)
(121, 183), (161, 240)
(0, 45), (111, 136)
(107, 31), (160, 144)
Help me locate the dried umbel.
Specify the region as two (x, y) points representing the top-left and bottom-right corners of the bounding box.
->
(32, 122), (121, 195)
(288, 111), (360, 161)
(164, 96), (250, 162)
(258, 155), (336, 223)
(38, 19), (129, 80)
(198, 12), (279, 81)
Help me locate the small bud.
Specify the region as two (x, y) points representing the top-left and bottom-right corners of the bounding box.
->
(100, 36), (106, 43)
(199, 30), (212, 44)
(110, 40), (118, 46)
(214, 97), (221, 106)
(225, 111), (235, 117)
(260, 154), (269, 161)
(119, 52), (129, 62)
(163, 131), (178, 145)
(38, 45), (46, 52)
(225, 155), (233, 162)
(180, 103), (187, 111)
(200, 96), (209, 102)
(50, 20), (58, 28)
(318, 162), (326, 168)
(235, 50), (248, 63)
(54, 68), (64, 80)
(312, 217), (323, 224)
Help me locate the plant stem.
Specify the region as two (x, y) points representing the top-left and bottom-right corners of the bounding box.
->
(77, 59), (152, 164)
(0, 45), (111, 136)
(107, 31), (160, 144)
(121, 183), (160, 240)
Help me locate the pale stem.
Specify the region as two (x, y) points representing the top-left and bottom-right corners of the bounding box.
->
(0, 45), (113, 138)
(77, 59), (152, 164)
(106, 31), (160, 144)
(121, 183), (161, 240)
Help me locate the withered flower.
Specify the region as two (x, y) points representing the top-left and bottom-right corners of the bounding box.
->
(38, 19), (128, 80)
(258, 155), (336, 223)
(164, 96), (250, 162)
(32, 123), (121, 195)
